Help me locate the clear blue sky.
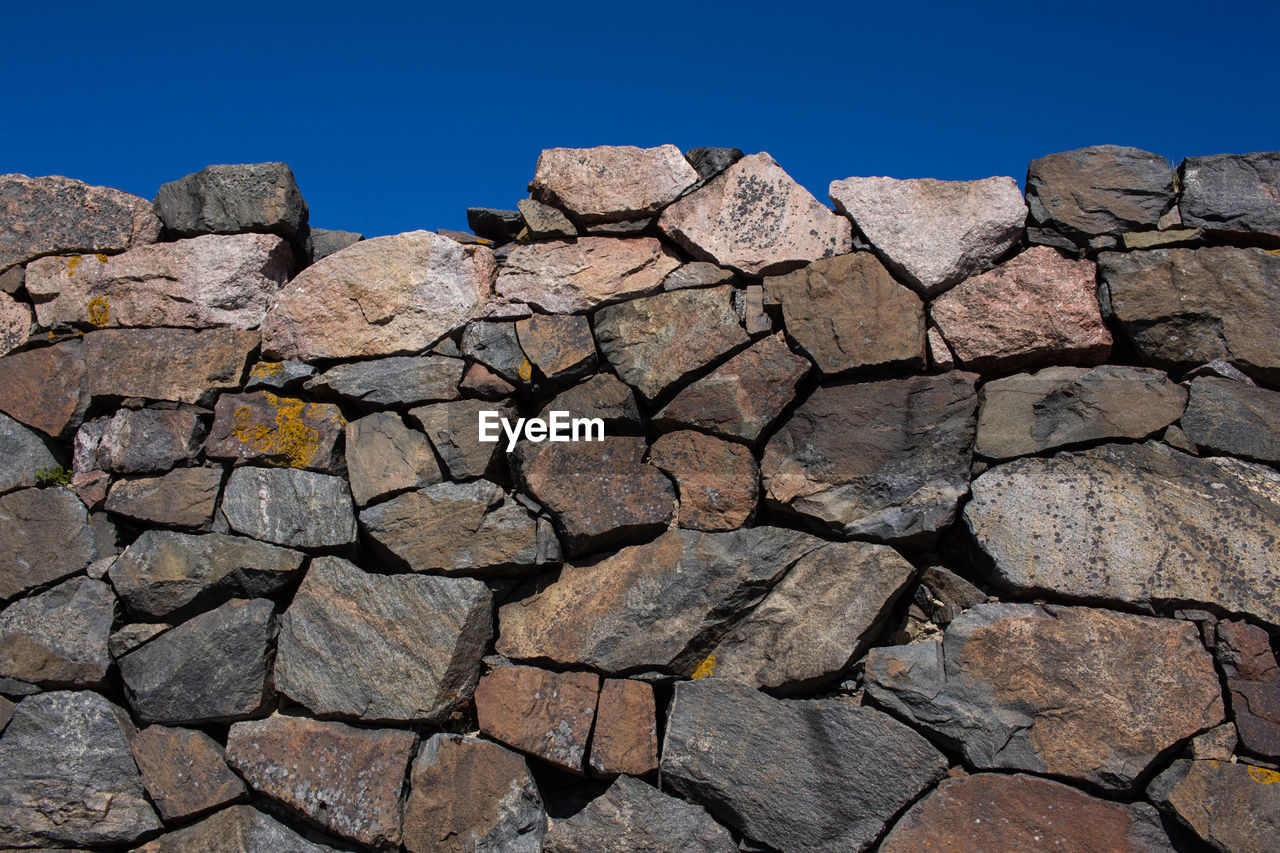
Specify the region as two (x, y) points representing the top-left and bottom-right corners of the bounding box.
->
(6, 2), (1277, 238)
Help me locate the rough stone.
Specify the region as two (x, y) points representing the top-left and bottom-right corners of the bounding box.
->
(516, 313), (597, 382)
(537, 374), (641, 426)
(84, 326), (257, 404)
(0, 339), (87, 438)
(467, 208), (524, 244)
(734, 283), (771, 334)
(133, 805), (340, 852)
(304, 355), (463, 406)
(685, 146), (745, 182)
(275, 556), (492, 723)
(662, 678), (947, 853)
(226, 714), (416, 848)
(1180, 151), (1280, 238)
(474, 665), (599, 772)
(118, 597), (277, 724)
(1181, 377), (1280, 464)
(761, 373), (977, 542)
(965, 442), (1280, 627)
(220, 466), (355, 548)
(1148, 759), (1280, 853)
(345, 411), (442, 506)
(0, 291), (29, 357)
(1025, 146), (1176, 245)
(828, 175), (1027, 295)
(0, 691), (160, 847)
(0, 576), (113, 686)
(309, 227), (363, 261)
(1216, 620), (1280, 758)
(495, 237), (681, 314)
(517, 198), (577, 239)
(26, 234), (291, 330)
(917, 565), (988, 625)
(544, 775), (735, 853)
(155, 162), (308, 243)
(659, 153), (854, 276)
(932, 247), (1111, 373)
(0, 487), (97, 602)
(588, 679), (658, 778)
(461, 361), (516, 398)
(403, 734), (546, 853)
(108, 622), (170, 659)
(104, 466), (223, 529)
(663, 261), (735, 290)
(206, 391), (344, 471)
(1122, 228), (1203, 250)
(865, 603), (1223, 790)
(0, 412), (58, 495)
(244, 359), (315, 391)
(75, 407), (206, 474)
(975, 365), (1188, 459)
(648, 431), (758, 531)
(130, 724), (246, 822)
(461, 320), (530, 383)
(262, 230), (494, 360)
(410, 398), (513, 480)
(530, 145), (698, 224)
(0, 264), (21, 294)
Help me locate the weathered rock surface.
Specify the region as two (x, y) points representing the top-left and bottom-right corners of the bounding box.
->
(0, 691), (160, 847)
(663, 260), (735, 290)
(537, 374), (641, 426)
(104, 466), (223, 528)
(516, 313), (597, 382)
(966, 443), (1280, 626)
(659, 153), (853, 276)
(544, 775), (736, 853)
(495, 237), (681, 313)
(274, 556), (492, 723)
(345, 411), (443, 506)
(1148, 759), (1280, 853)
(0, 486), (97, 601)
(461, 361), (517, 398)
(828, 175), (1026, 294)
(648, 431), (758, 531)
(588, 679), (658, 778)
(109, 529), (304, 620)
(304, 355), (463, 406)
(662, 678), (947, 853)
(262, 230), (494, 360)
(497, 527), (827, 673)
(866, 603), (1223, 789)
(0, 576), (113, 686)
(310, 227), (363, 261)
(0, 412), (58, 495)
(134, 805), (340, 852)
(514, 436), (674, 556)
(75, 407), (206, 474)
(932, 247), (1111, 373)
(84, 326), (257, 404)
(26, 234), (291, 330)
(118, 597), (277, 724)
(245, 358), (315, 390)
(1216, 620), (1280, 758)
(1098, 246), (1280, 383)
(154, 162), (308, 242)
(474, 665), (598, 772)
(0, 291), (29, 357)
(655, 332), (809, 442)
(361, 480), (557, 575)
(130, 724), (246, 822)
(517, 198), (577, 239)
(1025, 146), (1176, 245)
(880, 772), (1175, 853)
(530, 145), (698, 224)
(976, 365), (1187, 458)
(226, 714), (416, 848)
(461, 320), (529, 384)
(594, 286), (748, 401)
(1180, 151), (1280, 238)
(1180, 377), (1280, 464)
(206, 391), (345, 471)
(0, 173), (160, 271)
(403, 734), (546, 853)
(0, 339), (87, 437)
(761, 373), (977, 542)
(685, 146), (744, 182)
(410, 399), (512, 481)
(220, 466), (355, 548)
(467, 208), (524, 244)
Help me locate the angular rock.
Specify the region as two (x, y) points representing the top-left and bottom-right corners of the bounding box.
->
(206, 391), (345, 471)
(976, 365), (1188, 459)
(0, 486), (96, 602)
(514, 436), (673, 556)
(1122, 227), (1204, 250)
(474, 665), (599, 772)
(734, 283), (771, 334)
(685, 146), (745, 182)
(537, 374), (641, 426)
(410, 398), (513, 480)
(0, 173), (160, 271)
(130, 724), (246, 822)
(545, 775), (735, 853)
(467, 207), (524, 244)
(309, 227), (363, 261)
(26, 234), (291, 330)
(345, 411), (442, 506)
(880, 773), (1175, 853)
(497, 527), (828, 673)
(655, 332), (809, 443)
(1180, 151), (1280, 238)
(226, 714), (416, 848)
(0, 291), (29, 357)
(530, 145), (698, 224)
(304, 355), (464, 406)
(495, 237), (681, 314)
(0, 691), (160, 847)
(220, 466), (355, 548)
(462, 320), (530, 383)
(517, 198), (577, 239)
(245, 358), (315, 391)
(0, 339), (87, 438)
(588, 679), (658, 778)
(118, 597), (277, 724)
(105, 466), (223, 529)
(1189, 724), (1239, 761)
(262, 230), (494, 360)
(155, 162), (308, 243)
(1025, 146), (1176, 245)
(965, 443), (1280, 627)
(865, 603), (1223, 790)
(0, 576), (113, 686)
(461, 361), (516, 398)
(109, 622), (170, 659)
(0, 263), (22, 294)
(917, 565), (988, 625)
(1181, 377), (1280, 464)
(662, 678), (946, 853)
(275, 556), (492, 723)
(761, 373), (977, 542)
(1149, 759), (1280, 853)
(0, 412), (58, 495)
(134, 805), (340, 852)
(648, 430), (758, 531)
(659, 152), (853, 276)
(1098, 247), (1280, 383)
(1216, 620), (1280, 758)
(84, 326), (257, 404)
(705, 540), (915, 692)
(75, 407), (206, 474)
(829, 175), (1027, 295)
(932, 246), (1111, 373)
(594, 286), (748, 401)
(516, 313), (596, 382)
(663, 260), (735, 290)
(109, 529), (304, 620)
(403, 734), (546, 853)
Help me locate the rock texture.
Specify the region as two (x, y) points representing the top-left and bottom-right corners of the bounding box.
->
(0, 412), (58, 495)
(220, 466), (356, 548)
(0, 576), (114, 686)
(304, 355), (463, 406)
(543, 776), (736, 853)
(206, 391), (345, 471)
(1180, 376), (1280, 464)
(134, 805), (340, 852)
(154, 162), (308, 242)
(1216, 620), (1280, 758)
(84, 326), (257, 404)
(410, 399), (511, 481)
(0, 338), (88, 437)
(344, 411), (443, 506)
(0, 486), (97, 601)
(75, 407), (206, 474)
(1026, 146), (1176, 244)
(1148, 759), (1280, 853)
(516, 313), (597, 381)
(474, 665), (599, 773)
(648, 430), (758, 531)
(0, 291), (29, 357)
(530, 145), (698, 223)
(104, 466), (222, 528)
(495, 237), (680, 314)
(1180, 151), (1280, 238)
(130, 724), (246, 822)
(588, 679), (658, 777)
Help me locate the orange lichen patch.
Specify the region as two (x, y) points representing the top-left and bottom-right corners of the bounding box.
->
(224, 391), (344, 469)
(67, 256), (82, 272)
(691, 655), (717, 679)
(249, 361), (285, 379)
(87, 295), (111, 327)
(1247, 764), (1280, 785)
(95, 253), (109, 263)
(517, 358), (533, 382)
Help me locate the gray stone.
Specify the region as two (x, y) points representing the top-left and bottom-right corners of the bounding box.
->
(154, 162), (308, 242)
(74, 407), (206, 474)
(462, 320), (529, 384)
(517, 198), (577, 238)
(467, 208), (524, 244)
(536, 374), (641, 426)
(105, 466), (223, 529)
(244, 359), (316, 390)
(0, 576), (114, 686)
(108, 622), (170, 659)
(0, 486), (97, 602)
(205, 391), (344, 472)
(410, 398), (513, 480)
(544, 776), (736, 853)
(917, 565), (987, 625)
(345, 411), (443, 506)
(662, 261), (735, 290)
(0, 412), (58, 495)
(1148, 759), (1280, 852)
(304, 355), (464, 406)
(1181, 377), (1280, 464)
(1025, 146), (1176, 245)
(220, 466), (356, 548)
(1180, 151), (1280, 238)
(685, 146), (745, 182)
(309, 227), (363, 261)
(134, 805), (340, 853)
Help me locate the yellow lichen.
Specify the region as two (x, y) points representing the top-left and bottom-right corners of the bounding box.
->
(1248, 764), (1280, 785)
(86, 295), (110, 328)
(228, 393), (327, 468)
(67, 256), (82, 272)
(691, 655), (717, 679)
(95, 253), (109, 263)
(249, 361), (285, 379)
(518, 358), (533, 382)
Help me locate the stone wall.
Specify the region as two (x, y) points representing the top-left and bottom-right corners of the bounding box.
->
(1, 145), (1279, 852)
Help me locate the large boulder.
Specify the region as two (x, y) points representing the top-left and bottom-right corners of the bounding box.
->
(495, 237), (681, 314)
(0, 486), (97, 602)
(543, 776), (736, 853)
(1179, 151), (1280, 238)
(529, 145), (699, 223)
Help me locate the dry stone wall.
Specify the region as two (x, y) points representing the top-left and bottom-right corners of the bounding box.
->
(1, 144), (1279, 851)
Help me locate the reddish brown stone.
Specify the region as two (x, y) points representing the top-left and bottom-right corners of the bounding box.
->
(0, 339), (87, 438)
(0, 291), (30, 357)
(649, 431), (757, 531)
(515, 313), (597, 382)
(205, 391), (345, 471)
(71, 470), (111, 510)
(459, 361), (515, 399)
(130, 725), (246, 822)
(1217, 620), (1280, 758)
(225, 714), (417, 848)
(84, 327), (258, 404)
(474, 665), (600, 774)
(105, 467), (223, 529)
(589, 679), (658, 778)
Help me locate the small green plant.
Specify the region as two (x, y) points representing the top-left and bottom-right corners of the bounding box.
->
(35, 465), (72, 487)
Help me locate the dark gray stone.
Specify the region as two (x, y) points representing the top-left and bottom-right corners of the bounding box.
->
(73, 407), (205, 474)
(410, 399), (513, 481)
(109, 622), (170, 659)
(309, 227), (363, 261)
(685, 147), (745, 182)
(467, 207), (524, 244)
(304, 355), (464, 406)
(0, 486), (97, 602)
(517, 198), (577, 239)
(0, 411), (59, 495)
(244, 359), (316, 391)
(536, 374), (641, 426)
(345, 411), (443, 506)
(462, 321), (529, 384)
(544, 776), (736, 853)
(134, 805), (340, 853)
(220, 466), (356, 548)
(1180, 151), (1280, 238)
(1026, 145), (1176, 245)
(0, 576), (114, 686)
(154, 162), (309, 242)
(1181, 377), (1280, 464)
(104, 466), (223, 529)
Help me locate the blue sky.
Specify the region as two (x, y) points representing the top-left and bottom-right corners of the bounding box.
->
(6, 2), (1277, 238)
